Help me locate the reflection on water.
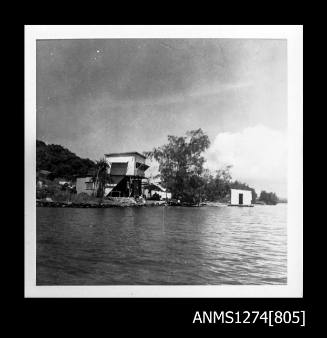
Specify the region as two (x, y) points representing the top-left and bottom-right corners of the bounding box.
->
(36, 205), (287, 285)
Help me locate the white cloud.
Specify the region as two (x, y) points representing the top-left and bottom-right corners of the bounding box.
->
(204, 125), (287, 197)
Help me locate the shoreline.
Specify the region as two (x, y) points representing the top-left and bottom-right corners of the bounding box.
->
(36, 200), (163, 208)
(36, 199), (284, 208)
(36, 199), (222, 208)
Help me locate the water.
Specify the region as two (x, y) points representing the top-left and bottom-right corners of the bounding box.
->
(36, 204), (287, 285)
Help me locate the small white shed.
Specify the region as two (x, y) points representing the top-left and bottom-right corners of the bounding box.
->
(229, 189), (253, 207)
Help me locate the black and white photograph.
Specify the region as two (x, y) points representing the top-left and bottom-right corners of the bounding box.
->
(25, 26), (303, 298)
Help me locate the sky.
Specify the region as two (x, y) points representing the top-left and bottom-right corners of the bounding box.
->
(36, 39), (287, 197)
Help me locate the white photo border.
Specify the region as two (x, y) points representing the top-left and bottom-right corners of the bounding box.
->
(25, 25), (303, 298)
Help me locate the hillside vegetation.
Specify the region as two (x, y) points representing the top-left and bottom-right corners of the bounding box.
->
(36, 140), (96, 180)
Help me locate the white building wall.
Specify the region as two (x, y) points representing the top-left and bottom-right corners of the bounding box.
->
(105, 156), (135, 175)
(158, 191), (172, 199)
(231, 189), (252, 205)
(76, 177), (95, 196)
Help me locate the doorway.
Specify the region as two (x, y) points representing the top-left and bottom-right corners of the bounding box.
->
(239, 193), (243, 205)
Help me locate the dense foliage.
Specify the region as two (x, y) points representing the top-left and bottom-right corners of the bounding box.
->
(202, 166), (232, 202)
(145, 129), (211, 204)
(203, 168), (257, 204)
(146, 129), (260, 205)
(36, 140), (96, 180)
(258, 191), (278, 205)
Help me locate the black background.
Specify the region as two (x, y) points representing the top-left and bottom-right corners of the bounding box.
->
(20, 23), (308, 332)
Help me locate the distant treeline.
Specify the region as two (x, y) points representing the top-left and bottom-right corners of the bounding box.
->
(258, 191), (279, 205)
(36, 140), (96, 180)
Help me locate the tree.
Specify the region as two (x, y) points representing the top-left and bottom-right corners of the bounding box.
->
(144, 130), (260, 205)
(214, 165), (233, 200)
(200, 166), (258, 203)
(145, 129), (210, 204)
(258, 190), (278, 205)
(92, 158), (110, 198)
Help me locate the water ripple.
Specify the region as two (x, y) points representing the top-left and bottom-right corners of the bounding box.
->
(37, 204), (287, 285)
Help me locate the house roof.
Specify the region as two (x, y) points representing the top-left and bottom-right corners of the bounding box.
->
(105, 152), (146, 159)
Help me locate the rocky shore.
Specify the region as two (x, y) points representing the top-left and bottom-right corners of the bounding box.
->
(35, 198), (212, 208)
(36, 198), (167, 208)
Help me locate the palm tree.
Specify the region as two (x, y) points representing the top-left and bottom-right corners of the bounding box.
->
(92, 158), (110, 199)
